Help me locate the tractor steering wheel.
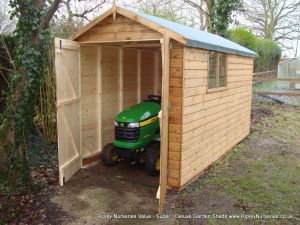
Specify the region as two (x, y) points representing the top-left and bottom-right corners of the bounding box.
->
(147, 95), (162, 104)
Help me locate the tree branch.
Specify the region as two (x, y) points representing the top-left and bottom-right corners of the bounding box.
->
(35, 0), (61, 46)
(183, 0), (209, 17)
(39, 0), (62, 31)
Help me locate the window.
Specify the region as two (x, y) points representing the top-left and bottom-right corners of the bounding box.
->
(208, 51), (227, 89)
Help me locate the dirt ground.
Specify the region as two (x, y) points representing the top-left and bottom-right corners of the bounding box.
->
(36, 162), (166, 225)
(24, 96), (300, 225)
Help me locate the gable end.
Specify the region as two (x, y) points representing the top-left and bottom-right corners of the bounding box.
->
(74, 14), (162, 43)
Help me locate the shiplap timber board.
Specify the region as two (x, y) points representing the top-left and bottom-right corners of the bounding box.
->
(167, 41), (183, 189)
(76, 14), (162, 43)
(102, 47), (120, 146)
(80, 46), (102, 157)
(123, 49), (138, 108)
(180, 46), (253, 186)
(140, 50), (156, 100)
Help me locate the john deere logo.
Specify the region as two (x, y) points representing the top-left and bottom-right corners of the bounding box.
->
(120, 123), (124, 127)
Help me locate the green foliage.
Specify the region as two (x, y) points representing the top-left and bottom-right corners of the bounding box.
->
(210, 0), (242, 36)
(0, 0), (54, 189)
(5, 0), (52, 136)
(254, 39), (281, 72)
(227, 28), (281, 72)
(227, 28), (257, 51)
(26, 134), (58, 168)
(34, 50), (57, 144)
(0, 155), (30, 191)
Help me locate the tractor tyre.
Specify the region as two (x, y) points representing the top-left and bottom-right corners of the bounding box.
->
(145, 142), (160, 176)
(102, 143), (118, 166)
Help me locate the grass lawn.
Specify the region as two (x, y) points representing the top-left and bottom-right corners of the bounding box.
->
(167, 96), (300, 225)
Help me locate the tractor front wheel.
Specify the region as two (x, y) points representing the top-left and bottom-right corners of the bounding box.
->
(145, 142), (160, 176)
(102, 143), (118, 166)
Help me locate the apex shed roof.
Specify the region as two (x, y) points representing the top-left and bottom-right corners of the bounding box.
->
(128, 9), (257, 58)
(73, 6), (257, 58)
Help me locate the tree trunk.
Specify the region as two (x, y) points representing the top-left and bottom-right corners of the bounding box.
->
(1, 0), (61, 188)
(205, 0), (213, 31)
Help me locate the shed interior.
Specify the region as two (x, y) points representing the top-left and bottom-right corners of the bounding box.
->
(80, 42), (162, 160)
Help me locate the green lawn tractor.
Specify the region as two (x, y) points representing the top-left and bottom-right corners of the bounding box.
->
(102, 95), (161, 176)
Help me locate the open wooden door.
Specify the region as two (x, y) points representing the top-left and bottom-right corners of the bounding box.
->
(159, 32), (170, 213)
(55, 38), (82, 186)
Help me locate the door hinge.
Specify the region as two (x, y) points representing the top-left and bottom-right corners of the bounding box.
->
(60, 39), (62, 50)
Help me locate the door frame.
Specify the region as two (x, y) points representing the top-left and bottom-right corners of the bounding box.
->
(159, 31), (170, 213)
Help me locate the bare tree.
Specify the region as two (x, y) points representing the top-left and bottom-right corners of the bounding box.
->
(0, 0), (16, 34)
(293, 7), (300, 57)
(183, 0), (242, 35)
(52, 0), (111, 37)
(131, 0), (187, 23)
(183, 0), (211, 30)
(63, 0), (110, 22)
(243, 0), (300, 51)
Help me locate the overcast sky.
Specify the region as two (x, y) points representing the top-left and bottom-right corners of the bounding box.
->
(1, 0), (299, 57)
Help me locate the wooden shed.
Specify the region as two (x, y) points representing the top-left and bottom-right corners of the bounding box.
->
(54, 5), (256, 211)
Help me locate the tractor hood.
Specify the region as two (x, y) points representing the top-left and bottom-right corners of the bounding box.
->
(115, 102), (161, 123)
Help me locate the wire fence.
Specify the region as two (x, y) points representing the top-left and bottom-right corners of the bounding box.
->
(253, 69), (300, 105)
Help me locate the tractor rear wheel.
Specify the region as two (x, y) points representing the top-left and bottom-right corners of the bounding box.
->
(145, 142), (160, 176)
(102, 143), (118, 166)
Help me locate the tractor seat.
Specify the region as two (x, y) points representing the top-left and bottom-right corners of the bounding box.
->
(145, 95), (162, 104)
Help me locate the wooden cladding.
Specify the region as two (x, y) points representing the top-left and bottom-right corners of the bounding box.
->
(180, 47), (253, 186)
(81, 46), (101, 158)
(167, 41), (183, 188)
(141, 42), (254, 189)
(101, 47), (120, 147)
(75, 14), (162, 43)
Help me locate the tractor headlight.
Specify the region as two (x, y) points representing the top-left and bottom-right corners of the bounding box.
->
(127, 122), (140, 128)
(114, 121), (119, 127)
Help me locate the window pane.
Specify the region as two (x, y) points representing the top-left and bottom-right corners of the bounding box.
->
(219, 53), (227, 87)
(208, 52), (217, 88)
